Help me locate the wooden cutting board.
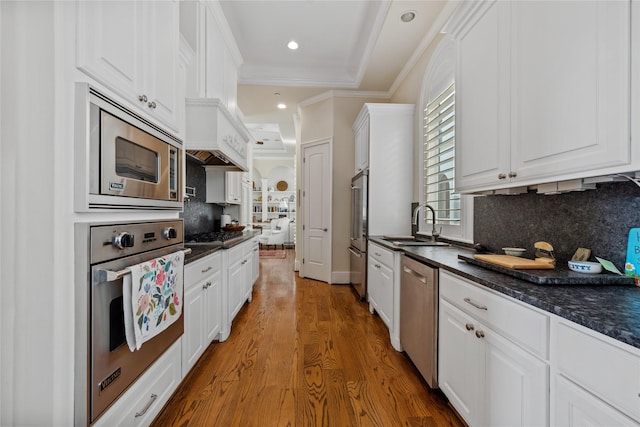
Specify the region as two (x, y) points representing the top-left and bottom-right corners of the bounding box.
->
(474, 254), (555, 270)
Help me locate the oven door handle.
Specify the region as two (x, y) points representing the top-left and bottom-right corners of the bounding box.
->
(99, 247), (192, 282)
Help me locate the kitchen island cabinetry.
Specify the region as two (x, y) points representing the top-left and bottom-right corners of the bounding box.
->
(182, 252), (221, 376)
(552, 318), (640, 425)
(367, 242), (401, 351)
(439, 270), (549, 427)
(451, 0), (631, 193)
(76, 0), (181, 133)
(93, 339), (182, 427)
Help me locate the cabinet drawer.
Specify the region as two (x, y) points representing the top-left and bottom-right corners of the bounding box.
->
(94, 338), (182, 427)
(555, 319), (640, 422)
(185, 252), (221, 289)
(368, 242), (394, 267)
(440, 270), (549, 359)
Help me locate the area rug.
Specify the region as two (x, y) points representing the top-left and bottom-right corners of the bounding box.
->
(259, 250), (287, 259)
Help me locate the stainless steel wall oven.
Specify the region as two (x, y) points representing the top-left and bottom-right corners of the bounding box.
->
(74, 220), (187, 425)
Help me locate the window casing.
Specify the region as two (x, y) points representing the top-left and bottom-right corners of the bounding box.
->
(418, 35), (473, 243)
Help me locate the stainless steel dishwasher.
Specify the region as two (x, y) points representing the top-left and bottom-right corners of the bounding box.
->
(400, 253), (438, 388)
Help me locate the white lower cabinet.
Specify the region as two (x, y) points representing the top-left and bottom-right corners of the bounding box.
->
(94, 338), (182, 427)
(227, 244), (245, 322)
(367, 242), (401, 351)
(252, 238), (259, 283)
(552, 318), (640, 425)
(222, 238), (257, 340)
(182, 252), (221, 376)
(439, 270), (549, 426)
(554, 375), (639, 427)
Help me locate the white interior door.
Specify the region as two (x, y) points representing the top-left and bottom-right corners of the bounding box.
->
(301, 139), (331, 283)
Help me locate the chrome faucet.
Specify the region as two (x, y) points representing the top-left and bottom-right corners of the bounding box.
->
(412, 203), (441, 241)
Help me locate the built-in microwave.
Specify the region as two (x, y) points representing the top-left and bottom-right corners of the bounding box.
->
(75, 84), (183, 211)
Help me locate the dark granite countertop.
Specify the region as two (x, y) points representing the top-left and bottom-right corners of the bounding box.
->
(369, 236), (640, 350)
(185, 230), (260, 264)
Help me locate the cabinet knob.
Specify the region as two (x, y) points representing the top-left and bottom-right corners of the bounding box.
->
(323, 228), (328, 232)
(147, 100), (157, 109)
(375, 263), (381, 269)
(508, 171), (518, 178)
(465, 323), (475, 331)
(498, 173), (507, 180)
(138, 94), (148, 103)
(475, 330), (485, 339)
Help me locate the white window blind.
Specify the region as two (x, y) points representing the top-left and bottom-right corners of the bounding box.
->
(424, 83), (459, 226)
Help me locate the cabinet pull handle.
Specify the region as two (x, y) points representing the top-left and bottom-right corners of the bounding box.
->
(498, 173), (507, 180)
(253, 248), (258, 252)
(475, 330), (485, 339)
(201, 266), (213, 273)
(135, 393), (158, 417)
(464, 297), (488, 311)
(147, 100), (157, 109)
(508, 171), (517, 178)
(203, 281), (211, 289)
(374, 252), (382, 256)
(465, 323), (475, 331)
(138, 94), (148, 103)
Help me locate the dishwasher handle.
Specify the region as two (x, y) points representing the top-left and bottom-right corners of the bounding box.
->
(403, 266), (427, 284)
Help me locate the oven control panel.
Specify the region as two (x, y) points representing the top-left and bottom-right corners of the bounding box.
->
(89, 220), (183, 264)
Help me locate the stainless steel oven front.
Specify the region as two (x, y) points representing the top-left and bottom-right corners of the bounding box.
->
(75, 83), (183, 211)
(75, 220), (186, 425)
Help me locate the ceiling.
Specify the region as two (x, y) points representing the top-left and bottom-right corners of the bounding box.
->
(219, 0), (456, 159)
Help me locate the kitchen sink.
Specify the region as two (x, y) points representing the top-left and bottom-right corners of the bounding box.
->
(391, 241), (450, 247)
(381, 236), (450, 247)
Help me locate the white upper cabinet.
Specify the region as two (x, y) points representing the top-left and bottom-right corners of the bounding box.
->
(181, 1), (242, 117)
(76, 1), (181, 133)
(453, 1), (510, 191)
(451, 0), (631, 193)
(353, 114), (370, 174)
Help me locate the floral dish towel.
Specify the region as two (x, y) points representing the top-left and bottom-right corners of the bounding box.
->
(123, 250), (184, 351)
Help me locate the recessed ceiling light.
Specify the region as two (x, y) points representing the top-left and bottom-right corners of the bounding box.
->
(287, 40), (299, 50)
(277, 103), (287, 109)
(400, 11), (416, 23)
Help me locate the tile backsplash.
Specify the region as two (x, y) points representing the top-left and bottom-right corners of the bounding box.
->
(474, 181), (640, 266)
(180, 157), (222, 235)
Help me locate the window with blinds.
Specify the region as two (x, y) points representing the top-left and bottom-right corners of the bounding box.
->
(423, 82), (459, 226)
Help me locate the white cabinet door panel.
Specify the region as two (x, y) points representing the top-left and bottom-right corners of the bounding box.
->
(554, 375), (639, 427)
(439, 300), (483, 427)
(510, 1), (630, 180)
(484, 325), (549, 427)
(76, 1), (142, 97)
(455, 1), (510, 190)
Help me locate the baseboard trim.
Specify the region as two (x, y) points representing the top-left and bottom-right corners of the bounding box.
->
(331, 271), (350, 285)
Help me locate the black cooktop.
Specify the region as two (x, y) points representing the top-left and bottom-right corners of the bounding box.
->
(185, 230), (244, 244)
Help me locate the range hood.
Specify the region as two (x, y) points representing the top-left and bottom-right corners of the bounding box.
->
(185, 98), (250, 172)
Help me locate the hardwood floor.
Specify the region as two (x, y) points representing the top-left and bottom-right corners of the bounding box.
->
(152, 249), (464, 427)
